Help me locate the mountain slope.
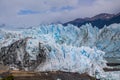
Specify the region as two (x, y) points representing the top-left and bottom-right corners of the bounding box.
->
(63, 13), (120, 28)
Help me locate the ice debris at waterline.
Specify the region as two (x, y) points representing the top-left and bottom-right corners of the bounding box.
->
(0, 23), (120, 79)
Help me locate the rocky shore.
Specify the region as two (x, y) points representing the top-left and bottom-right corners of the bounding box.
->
(0, 70), (95, 80)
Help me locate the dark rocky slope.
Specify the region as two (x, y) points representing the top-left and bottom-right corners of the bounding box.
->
(63, 12), (120, 28)
(0, 38), (47, 71)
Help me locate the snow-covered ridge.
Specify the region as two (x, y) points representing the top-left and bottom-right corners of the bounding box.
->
(0, 23), (120, 79)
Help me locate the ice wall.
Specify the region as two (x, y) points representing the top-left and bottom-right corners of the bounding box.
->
(0, 23), (120, 79)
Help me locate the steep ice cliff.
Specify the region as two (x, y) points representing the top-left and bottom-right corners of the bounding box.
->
(0, 23), (120, 79)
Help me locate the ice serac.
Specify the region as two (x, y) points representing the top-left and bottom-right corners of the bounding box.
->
(0, 23), (120, 79)
(96, 24), (120, 57)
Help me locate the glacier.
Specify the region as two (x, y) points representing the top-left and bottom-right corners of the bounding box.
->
(0, 23), (120, 79)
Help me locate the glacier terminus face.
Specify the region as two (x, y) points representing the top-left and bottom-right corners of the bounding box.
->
(0, 23), (120, 79)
